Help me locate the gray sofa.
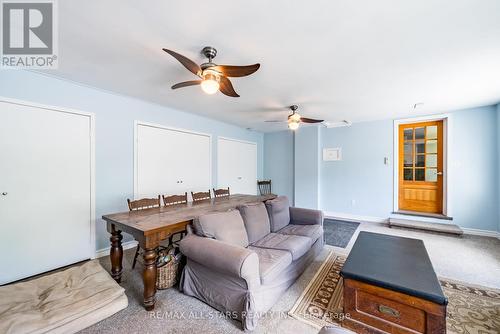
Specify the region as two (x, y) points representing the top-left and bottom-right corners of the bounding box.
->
(179, 196), (324, 330)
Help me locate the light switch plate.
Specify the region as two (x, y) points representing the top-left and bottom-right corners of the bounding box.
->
(323, 148), (342, 161)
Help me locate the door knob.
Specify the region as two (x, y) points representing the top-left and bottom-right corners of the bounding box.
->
(436, 171), (443, 175)
(1, 192), (7, 196)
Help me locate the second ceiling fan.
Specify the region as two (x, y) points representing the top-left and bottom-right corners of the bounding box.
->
(163, 46), (260, 97)
(266, 105), (324, 130)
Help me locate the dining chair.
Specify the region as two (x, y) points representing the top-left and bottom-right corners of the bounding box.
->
(162, 192), (188, 206)
(191, 190), (211, 202)
(257, 180), (272, 195)
(213, 187), (230, 198)
(162, 192), (189, 245)
(128, 196), (161, 269)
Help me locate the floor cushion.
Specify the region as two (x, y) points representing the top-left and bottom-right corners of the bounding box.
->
(277, 224), (323, 243)
(238, 202), (271, 243)
(248, 246), (292, 284)
(0, 260), (127, 334)
(265, 196), (291, 232)
(194, 209), (249, 247)
(251, 233), (312, 260)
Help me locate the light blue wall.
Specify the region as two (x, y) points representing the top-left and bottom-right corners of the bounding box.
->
(263, 131), (294, 201)
(263, 105), (500, 232)
(0, 70), (264, 250)
(449, 106), (498, 231)
(294, 126), (320, 209)
(320, 120), (393, 217)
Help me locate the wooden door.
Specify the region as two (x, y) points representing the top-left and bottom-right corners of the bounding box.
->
(0, 100), (93, 284)
(398, 121), (443, 214)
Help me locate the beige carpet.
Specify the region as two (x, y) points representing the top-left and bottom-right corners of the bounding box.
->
(289, 251), (500, 333)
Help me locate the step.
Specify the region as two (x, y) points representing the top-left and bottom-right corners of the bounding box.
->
(388, 218), (463, 235)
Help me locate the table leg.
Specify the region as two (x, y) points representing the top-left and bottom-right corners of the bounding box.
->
(143, 247), (157, 310)
(109, 226), (123, 283)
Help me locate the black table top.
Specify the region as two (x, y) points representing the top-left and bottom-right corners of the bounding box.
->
(340, 231), (447, 305)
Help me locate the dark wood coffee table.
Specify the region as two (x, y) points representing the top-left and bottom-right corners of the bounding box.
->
(340, 232), (447, 334)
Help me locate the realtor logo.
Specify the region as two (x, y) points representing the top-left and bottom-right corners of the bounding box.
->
(1, 0), (58, 68)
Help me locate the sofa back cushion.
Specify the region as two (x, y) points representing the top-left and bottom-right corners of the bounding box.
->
(265, 196), (291, 232)
(194, 210), (249, 248)
(237, 202), (271, 243)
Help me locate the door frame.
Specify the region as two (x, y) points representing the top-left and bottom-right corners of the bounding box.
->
(393, 114), (452, 217)
(0, 96), (96, 259)
(216, 136), (258, 192)
(134, 121), (213, 199)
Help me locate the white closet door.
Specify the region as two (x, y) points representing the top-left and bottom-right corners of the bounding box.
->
(0, 100), (93, 284)
(136, 124), (211, 199)
(217, 138), (257, 195)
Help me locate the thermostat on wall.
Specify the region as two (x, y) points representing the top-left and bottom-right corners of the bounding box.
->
(323, 148), (342, 161)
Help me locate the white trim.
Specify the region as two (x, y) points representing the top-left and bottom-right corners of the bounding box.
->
(461, 228), (500, 239)
(0, 96), (97, 259)
(217, 136), (258, 146)
(393, 114), (452, 217)
(133, 121), (213, 199)
(95, 240), (138, 258)
(323, 211), (388, 224)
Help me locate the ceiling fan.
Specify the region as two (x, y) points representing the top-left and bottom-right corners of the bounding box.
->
(265, 105), (324, 130)
(162, 46), (260, 97)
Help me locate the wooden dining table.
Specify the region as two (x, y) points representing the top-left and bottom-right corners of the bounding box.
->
(102, 193), (276, 310)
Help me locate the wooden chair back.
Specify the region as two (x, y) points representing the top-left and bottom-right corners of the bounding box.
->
(127, 195), (161, 211)
(163, 192), (188, 206)
(257, 180), (272, 195)
(213, 187), (230, 198)
(191, 190), (211, 202)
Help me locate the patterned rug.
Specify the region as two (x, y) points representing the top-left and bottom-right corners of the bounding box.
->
(289, 252), (500, 333)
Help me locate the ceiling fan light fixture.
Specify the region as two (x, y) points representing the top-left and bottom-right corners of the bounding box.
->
(200, 72), (220, 94)
(288, 120), (300, 130)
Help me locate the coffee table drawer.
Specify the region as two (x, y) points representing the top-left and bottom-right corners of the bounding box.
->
(343, 279), (446, 334)
(356, 290), (426, 332)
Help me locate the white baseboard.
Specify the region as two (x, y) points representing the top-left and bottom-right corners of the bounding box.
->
(323, 211), (500, 239)
(95, 240), (138, 259)
(461, 228), (500, 239)
(323, 211), (388, 224)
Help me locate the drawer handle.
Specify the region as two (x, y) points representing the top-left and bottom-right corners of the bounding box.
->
(378, 305), (400, 318)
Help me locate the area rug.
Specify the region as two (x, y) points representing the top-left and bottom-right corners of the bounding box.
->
(323, 219), (360, 248)
(289, 252), (500, 333)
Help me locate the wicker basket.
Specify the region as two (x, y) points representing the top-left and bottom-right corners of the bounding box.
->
(156, 246), (180, 290)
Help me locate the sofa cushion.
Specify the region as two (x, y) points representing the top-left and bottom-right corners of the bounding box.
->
(237, 202), (271, 243)
(251, 233), (312, 260)
(194, 210), (249, 247)
(248, 246), (292, 284)
(277, 224), (323, 243)
(265, 196), (291, 232)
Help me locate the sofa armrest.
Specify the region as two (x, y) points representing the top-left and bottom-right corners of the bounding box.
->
(289, 207), (324, 225)
(179, 234), (260, 285)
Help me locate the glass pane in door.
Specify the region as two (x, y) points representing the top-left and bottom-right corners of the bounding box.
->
(426, 168), (438, 182)
(426, 140), (437, 153)
(404, 129), (413, 140)
(426, 125), (437, 139)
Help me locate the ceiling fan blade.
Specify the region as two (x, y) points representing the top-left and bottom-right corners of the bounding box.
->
(162, 48), (201, 76)
(212, 64), (260, 77)
(300, 117), (324, 123)
(264, 120), (287, 123)
(171, 80), (202, 89)
(219, 77), (240, 97)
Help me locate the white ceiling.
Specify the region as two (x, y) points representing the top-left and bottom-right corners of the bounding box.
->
(42, 0), (500, 132)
